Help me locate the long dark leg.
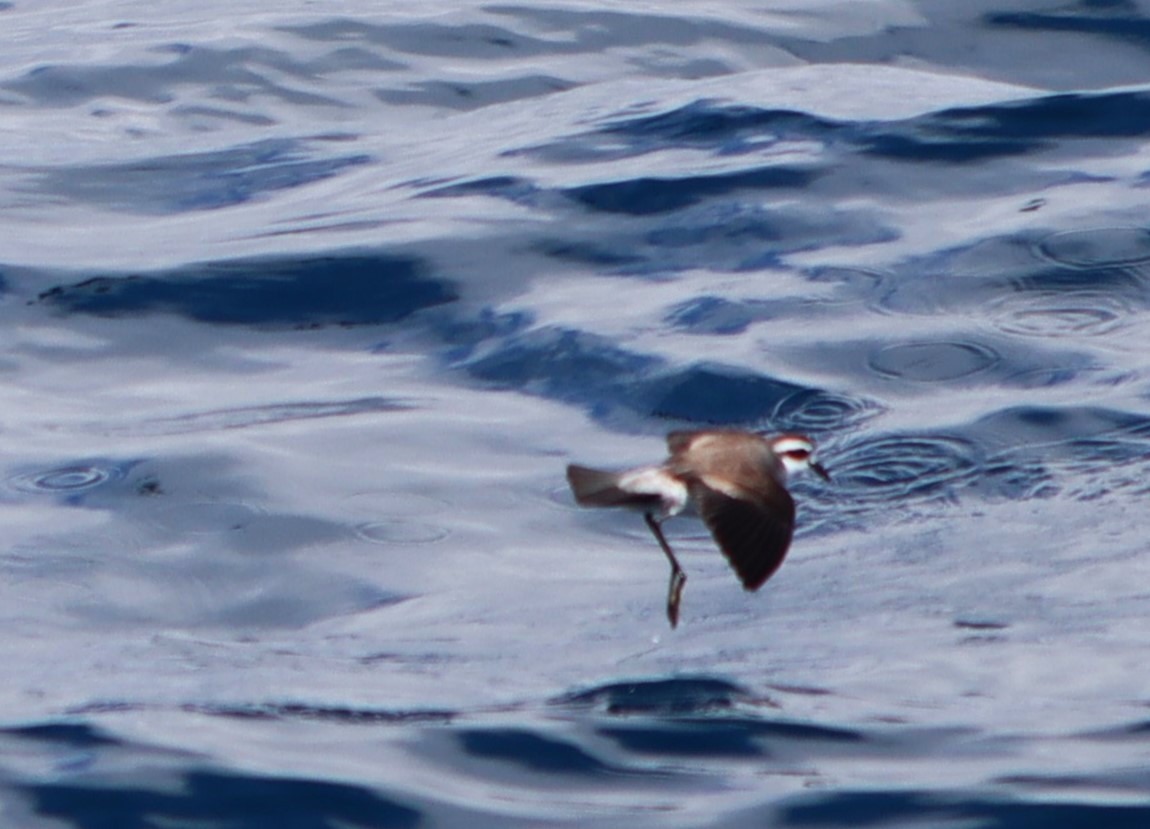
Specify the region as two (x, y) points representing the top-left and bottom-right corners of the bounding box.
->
(644, 513), (687, 628)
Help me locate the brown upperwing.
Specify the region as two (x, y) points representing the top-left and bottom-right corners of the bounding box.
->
(689, 480), (795, 590)
(667, 430), (796, 590)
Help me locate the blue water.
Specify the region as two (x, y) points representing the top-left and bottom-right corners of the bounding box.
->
(2, 1), (1150, 826)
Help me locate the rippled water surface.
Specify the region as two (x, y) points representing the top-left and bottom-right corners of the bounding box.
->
(3, 1), (1150, 826)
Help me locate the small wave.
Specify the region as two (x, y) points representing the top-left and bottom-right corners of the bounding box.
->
(989, 289), (1130, 338)
(1037, 227), (1150, 268)
(6, 459), (139, 500)
(867, 341), (1001, 382)
(816, 434), (981, 504)
(354, 521), (450, 545)
(7, 464), (119, 493)
(770, 389), (883, 435)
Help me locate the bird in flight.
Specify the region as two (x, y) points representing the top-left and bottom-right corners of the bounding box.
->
(567, 429), (830, 628)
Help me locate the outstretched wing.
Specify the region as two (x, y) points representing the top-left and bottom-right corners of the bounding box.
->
(566, 464), (661, 511)
(567, 464), (630, 507)
(690, 480), (795, 591)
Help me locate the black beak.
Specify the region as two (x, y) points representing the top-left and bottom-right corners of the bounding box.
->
(811, 460), (831, 482)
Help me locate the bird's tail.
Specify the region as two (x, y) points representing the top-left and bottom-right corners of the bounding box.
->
(566, 464), (632, 508)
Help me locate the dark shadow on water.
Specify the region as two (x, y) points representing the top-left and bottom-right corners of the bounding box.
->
(3, 722), (420, 828)
(532, 238), (648, 268)
(515, 91), (1150, 186)
(64, 700), (457, 726)
(5, 721), (119, 749)
(596, 104), (841, 153)
(858, 90), (1150, 163)
(6, 714), (1148, 828)
(508, 101), (843, 164)
(553, 677), (863, 762)
(565, 167), (816, 216)
(597, 721), (767, 758)
(462, 327), (661, 403)
(421, 174), (543, 207)
(183, 702), (456, 726)
(435, 303), (879, 434)
(994, 770), (1150, 799)
(457, 728), (621, 777)
(645, 363), (805, 423)
(459, 325), (822, 429)
(665, 295), (768, 335)
(36, 254), (456, 327)
(595, 715), (864, 760)
(432, 306), (533, 363)
(987, 7), (1150, 51)
(1090, 719), (1150, 739)
(1015, 264), (1149, 294)
(771, 789), (1150, 829)
(555, 676), (751, 716)
(26, 770), (421, 829)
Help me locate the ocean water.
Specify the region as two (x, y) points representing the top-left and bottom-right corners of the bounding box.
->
(2, 0), (1150, 825)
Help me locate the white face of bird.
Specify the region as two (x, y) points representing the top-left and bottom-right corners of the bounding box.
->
(770, 435), (831, 481)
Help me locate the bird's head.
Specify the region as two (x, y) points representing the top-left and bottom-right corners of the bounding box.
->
(769, 434), (831, 481)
